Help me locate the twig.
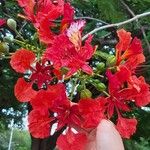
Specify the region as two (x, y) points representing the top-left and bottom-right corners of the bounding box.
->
(74, 17), (108, 25)
(120, 0), (150, 53)
(49, 16), (108, 25)
(82, 11), (150, 41)
(19, 21), (27, 33)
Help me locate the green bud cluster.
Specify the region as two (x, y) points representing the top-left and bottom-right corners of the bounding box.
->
(88, 79), (106, 91)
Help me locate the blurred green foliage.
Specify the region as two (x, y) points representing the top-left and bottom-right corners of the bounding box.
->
(0, 127), (31, 150)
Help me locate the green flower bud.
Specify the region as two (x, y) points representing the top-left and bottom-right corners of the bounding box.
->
(96, 83), (106, 91)
(0, 42), (9, 54)
(106, 55), (116, 67)
(96, 62), (105, 71)
(7, 19), (17, 31)
(95, 51), (110, 59)
(80, 89), (92, 99)
(93, 79), (100, 84)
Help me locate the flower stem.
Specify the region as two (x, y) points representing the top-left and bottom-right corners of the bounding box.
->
(102, 91), (110, 97)
(70, 79), (78, 100)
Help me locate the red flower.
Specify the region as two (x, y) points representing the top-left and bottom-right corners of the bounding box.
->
(30, 83), (67, 109)
(36, 7), (63, 44)
(78, 98), (105, 128)
(28, 108), (53, 138)
(54, 102), (82, 130)
(34, 0), (64, 44)
(29, 61), (54, 89)
(10, 49), (35, 73)
(57, 128), (87, 150)
(45, 21), (95, 77)
(128, 76), (150, 107)
(0, 19), (6, 27)
(105, 67), (132, 118)
(11, 48), (61, 91)
(116, 29), (143, 65)
(116, 117), (137, 139)
(18, 0), (64, 22)
(18, 0), (64, 44)
(29, 61), (60, 89)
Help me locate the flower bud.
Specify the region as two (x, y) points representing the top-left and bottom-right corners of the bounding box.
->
(7, 19), (17, 31)
(96, 62), (105, 71)
(0, 42), (9, 54)
(93, 79), (100, 84)
(4, 36), (14, 42)
(95, 83), (106, 91)
(95, 51), (110, 59)
(80, 89), (92, 99)
(106, 55), (116, 67)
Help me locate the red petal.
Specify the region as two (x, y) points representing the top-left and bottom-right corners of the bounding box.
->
(10, 49), (35, 73)
(122, 37), (143, 59)
(17, 0), (35, 21)
(116, 29), (132, 51)
(61, 3), (74, 32)
(79, 98), (105, 128)
(135, 92), (150, 107)
(128, 76), (150, 106)
(106, 66), (131, 94)
(125, 54), (145, 71)
(81, 64), (93, 75)
(57, 128), (87, 150)
(106, 98), (115, 119)
(55, 102), (82, 130)
(116, 117), (137, 139)
(14, 78), (37, 102)
(79, 35), (95, 60)
(28, 108), (53, 138)
(116, 66), (131, 83)
(37, 16), (56, 44)
(31, 83), (67, 109)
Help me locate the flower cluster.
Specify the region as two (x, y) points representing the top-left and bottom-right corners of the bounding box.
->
(8, 0), (150, 149)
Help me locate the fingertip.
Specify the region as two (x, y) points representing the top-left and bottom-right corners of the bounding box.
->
(96, 119), (124, 150)
(97, 119), (114, 130)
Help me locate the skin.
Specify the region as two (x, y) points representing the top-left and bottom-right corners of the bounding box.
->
(86, 119), (125, 150)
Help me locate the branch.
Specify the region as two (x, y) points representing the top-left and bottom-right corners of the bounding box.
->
(120, 0), (150, 53)
(82, 11), (150, 41)
(48, 16), (108, 25)
(74, 17), (108, 25)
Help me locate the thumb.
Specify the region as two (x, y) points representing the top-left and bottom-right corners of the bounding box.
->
(96, 119), (124, 150)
